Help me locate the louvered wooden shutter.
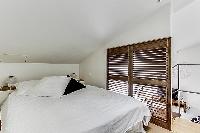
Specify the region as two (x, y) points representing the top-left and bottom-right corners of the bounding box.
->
(107, 46), (129, 95)
(107, 38), (171, 130)
(132, 38), (171, 130)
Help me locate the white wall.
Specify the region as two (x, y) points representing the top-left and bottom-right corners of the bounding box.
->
(0, 63), (79, 85)
(172, 0), (200, 64)
(80, 4), (171, 88)
(172, 0), (200, 91)
(172, 0), (195, 13)
(171, 0), (200, 111)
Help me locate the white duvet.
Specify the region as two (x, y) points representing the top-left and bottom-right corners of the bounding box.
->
(2, 85), (151, 133)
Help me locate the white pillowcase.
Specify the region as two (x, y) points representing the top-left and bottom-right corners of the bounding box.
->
(16, 80), (39, 95)
(26, 76), (70, 97)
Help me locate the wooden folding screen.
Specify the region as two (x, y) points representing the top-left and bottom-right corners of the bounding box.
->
(107, 46), (129, 95)
(107, 38), (171, 130)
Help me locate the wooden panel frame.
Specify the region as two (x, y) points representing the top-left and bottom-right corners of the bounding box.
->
(107, 37), (171, 130)
(132, 38), (169, 51)
(107, 45), (128, 55)
(128, 45), (133, 96)
(132, 37), (171, 130)
(107, 46), (129, 91)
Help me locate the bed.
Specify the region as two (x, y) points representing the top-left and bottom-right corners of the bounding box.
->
(1, 84), (151, 133)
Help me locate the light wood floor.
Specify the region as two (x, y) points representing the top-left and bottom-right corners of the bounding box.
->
(147, 118), (200, 133)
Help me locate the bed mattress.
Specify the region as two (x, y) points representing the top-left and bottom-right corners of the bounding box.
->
(2, 85), (151, 133)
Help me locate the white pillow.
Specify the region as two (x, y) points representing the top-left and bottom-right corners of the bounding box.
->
(15, 80), (39, 95)
(26, 76), (70, 97)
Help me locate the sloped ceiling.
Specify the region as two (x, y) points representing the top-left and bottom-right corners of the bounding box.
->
(172, 0), (195, 13)
(172, 0), (199, 52)
(0, 0), (169, 63)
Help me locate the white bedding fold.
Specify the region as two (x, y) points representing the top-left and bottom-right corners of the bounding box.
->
(2, 85), (151, 133)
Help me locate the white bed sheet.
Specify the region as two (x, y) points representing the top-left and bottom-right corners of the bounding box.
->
(2, 85), (151, 133)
